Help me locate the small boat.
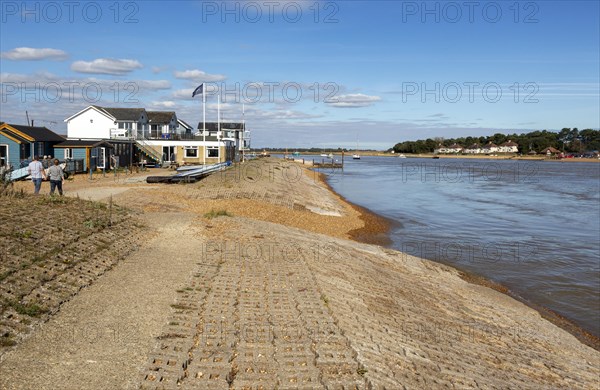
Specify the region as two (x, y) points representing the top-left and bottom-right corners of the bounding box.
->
(327, 153), (334, 159)
(320, 153), (328, 157)
(353, 136), (361, 160)
(292, 151), (300, 156)
(432, 156), (440, 159)
(397, 154), (406, 158)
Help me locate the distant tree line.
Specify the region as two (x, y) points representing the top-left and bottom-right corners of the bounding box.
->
(391, 128), (600, 154)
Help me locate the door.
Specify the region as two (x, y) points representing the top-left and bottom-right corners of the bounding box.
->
(0, 145), (8, 167)
(162, 146), (175, 162)
(98, 147), (106, 169)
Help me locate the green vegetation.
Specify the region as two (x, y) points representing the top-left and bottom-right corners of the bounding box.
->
(320, 293), (330, 306)
(392, 128), (600, 154)
(0, 335), (17, 347)
(170, 303), (194, 310)
(8, 301), (48, 317)
(203, 209), (233, 219)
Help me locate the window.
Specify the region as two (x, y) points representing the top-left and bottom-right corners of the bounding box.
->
(207, 146), (219, 158)
(184, 147), (198, 158)
(64, 148), (73, 159)
(36, 143), (44, 157)
(118, 122), (132, 130)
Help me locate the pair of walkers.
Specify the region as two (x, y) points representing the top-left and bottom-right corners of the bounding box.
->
(27, 156), (65, 195)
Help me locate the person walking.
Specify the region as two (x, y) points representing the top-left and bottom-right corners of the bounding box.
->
(47, 159), (65, 195)
(27, 156), (46, 194)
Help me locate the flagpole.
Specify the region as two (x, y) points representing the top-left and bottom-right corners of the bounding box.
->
(242, 103), (245, 163)
(202, 84), (206, 165)
(217, 92), (221, 164)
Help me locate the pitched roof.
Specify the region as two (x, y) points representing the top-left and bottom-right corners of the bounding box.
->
(500, 140), (519, 147)
(449, 143), (463, 148)
(92, 106), (146, 121)
(541, 147), (560, 153)
(147, 111), (176, 124)
(0, 123), (65, 142)
(483, 142), (498, 148)
(177, 119), (193, 129)
(466, 143), (480, 149)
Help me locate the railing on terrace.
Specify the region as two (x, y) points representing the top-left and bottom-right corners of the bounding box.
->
(110, 128), (132, 139)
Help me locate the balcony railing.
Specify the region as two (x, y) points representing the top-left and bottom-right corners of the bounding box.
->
(110, 128), (132, 139)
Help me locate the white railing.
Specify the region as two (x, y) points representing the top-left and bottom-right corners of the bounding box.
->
(110, 128), (131, 139)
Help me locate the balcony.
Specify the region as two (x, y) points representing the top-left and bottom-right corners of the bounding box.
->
(134, 130), (221, 142)
(110, 128), (132, 140)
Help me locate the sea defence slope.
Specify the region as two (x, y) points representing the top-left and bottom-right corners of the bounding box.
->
(1, 158), (598, 389)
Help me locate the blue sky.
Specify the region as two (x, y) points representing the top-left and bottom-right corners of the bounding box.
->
(1, 0), (599, 149)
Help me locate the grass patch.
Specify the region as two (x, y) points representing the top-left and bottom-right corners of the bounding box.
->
(0, 336), (17, 347)
(10, 301), (48, 317)
(13, 230), (33, 239)
(203, 209), (233, 219)
(170, 303), (194, 310)
(157, 333), (187, 340)
(0, 270), (15, 282)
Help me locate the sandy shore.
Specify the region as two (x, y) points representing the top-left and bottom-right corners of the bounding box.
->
(1, 158), (599, 389)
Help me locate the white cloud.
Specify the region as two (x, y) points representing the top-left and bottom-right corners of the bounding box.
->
(326, 93), (381, 108)
(149, 100), (177, 109)
(134, 80), (172, 90)
(151, 66), (168, 74)
(172, 88), (196, 100)
(71, 58), (143, 75)
(174, 69), (226, 82)
(1, 47), (68, 61)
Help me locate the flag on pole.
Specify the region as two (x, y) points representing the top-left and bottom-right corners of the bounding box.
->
(192, 83), (204, 97)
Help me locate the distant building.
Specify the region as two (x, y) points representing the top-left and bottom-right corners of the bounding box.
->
(176, 119), (193, 137)
(481, 142), (499, 154)
(53, 139), (114, 171)
(63, 105), (143, 167)
(541, 147), (560, 155)
(463, 143), (482, 154)
(64, 105), (240, 167)
(434, 143), (463, 154)
(459, 140), (519, 154)
(498, 140), (519, 153)
(196, 122), (250, 159)
(147, 111), (178, 139)
(0, 123), (65, 168)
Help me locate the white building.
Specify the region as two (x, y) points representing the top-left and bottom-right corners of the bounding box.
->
(64, 106), (147, 140)
(64, 105), (237, 166)
(498, 140), (519, 153)
(434, 143), (463, 154)
(481, 142), (499, 154)
(463, 143), (482, 154)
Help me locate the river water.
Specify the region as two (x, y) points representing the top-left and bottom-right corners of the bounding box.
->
(313, 156), (600, 337)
